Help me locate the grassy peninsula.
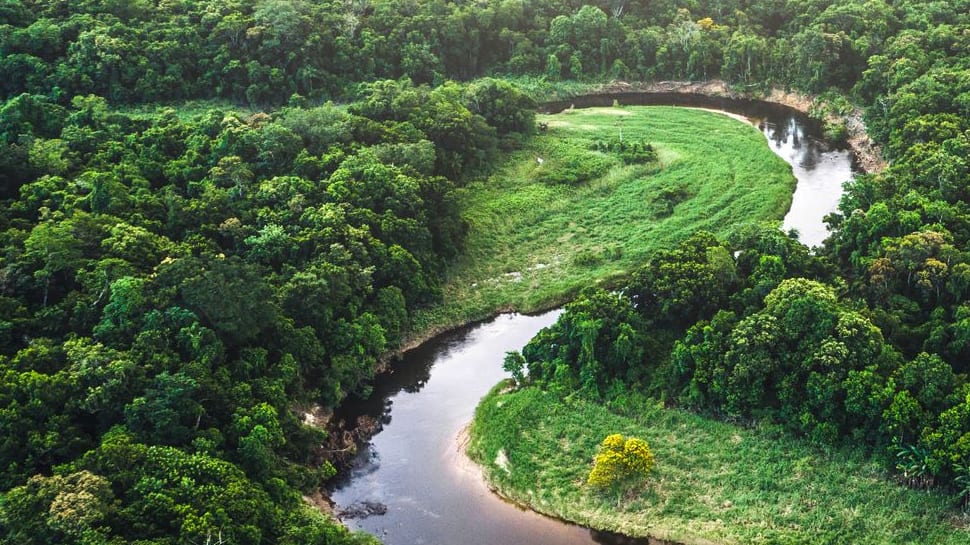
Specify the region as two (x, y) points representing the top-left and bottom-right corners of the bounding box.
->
(469, 386), (968, 545)
(412, 105), (795, 335)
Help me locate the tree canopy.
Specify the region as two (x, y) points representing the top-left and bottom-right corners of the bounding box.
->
(1, 0), (969, 539)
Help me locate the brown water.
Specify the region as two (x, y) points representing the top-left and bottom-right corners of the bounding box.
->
(330, 98), (857, 544)
(329, 310), (632, 544)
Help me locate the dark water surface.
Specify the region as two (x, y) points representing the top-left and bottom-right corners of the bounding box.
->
(329, 310), (624, 544)
(330, 97), (857, 544)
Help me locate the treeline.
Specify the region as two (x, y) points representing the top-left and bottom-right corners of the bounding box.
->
(514, 16), (970, 499)
(0, 0), (968, 541)
(0, 79), (533, 544)
(510, 3), (970, 504)
(513, 227), (970, 506)
(0, 0), (965, 105)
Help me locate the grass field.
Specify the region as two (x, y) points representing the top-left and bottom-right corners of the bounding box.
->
(468, 386), (970, 545)
(409, 106), (795, 336)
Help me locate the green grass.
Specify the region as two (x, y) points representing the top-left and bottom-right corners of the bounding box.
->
(469, 386), (970, 545)
(409, 106), (794, 336)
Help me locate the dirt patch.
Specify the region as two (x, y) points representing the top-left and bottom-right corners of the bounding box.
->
(303, 490), (335, 515)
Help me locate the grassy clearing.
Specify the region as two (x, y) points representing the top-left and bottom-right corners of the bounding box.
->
(411, 106), (794, 335)
(469, 386), (970, 545)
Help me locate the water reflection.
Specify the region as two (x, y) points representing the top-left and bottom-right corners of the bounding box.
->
(331, 96), (858, 544)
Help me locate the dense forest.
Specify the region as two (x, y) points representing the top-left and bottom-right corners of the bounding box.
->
(0, 0), (968, 543)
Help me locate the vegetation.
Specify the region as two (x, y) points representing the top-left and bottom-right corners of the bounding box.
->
(0, 0), (968, 542)
(0, 0), (944, 105)
(411, 106), (794, 334)
(0, 78), (535, 544)
(586, 433), (655, 490)
(493, 230), (970, 539)
(470, 385), (967, 544)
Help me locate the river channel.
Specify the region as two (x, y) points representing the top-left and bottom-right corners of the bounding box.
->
(329, 97), (858, 544)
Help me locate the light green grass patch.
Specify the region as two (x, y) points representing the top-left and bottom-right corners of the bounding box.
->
(469, 386), (970, 545)
(411, 106), (795, 335)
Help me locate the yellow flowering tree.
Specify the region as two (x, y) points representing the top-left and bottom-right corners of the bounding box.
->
(587, 433), (655, 489)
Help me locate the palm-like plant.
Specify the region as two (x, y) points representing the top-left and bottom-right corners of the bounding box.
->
(954, 462), (970, 512)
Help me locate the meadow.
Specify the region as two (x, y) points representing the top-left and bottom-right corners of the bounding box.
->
(410, 106), (795, 337)
(469, 385), (969, 545)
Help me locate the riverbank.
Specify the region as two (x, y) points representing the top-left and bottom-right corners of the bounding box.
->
(387, 81), (879, 361)
(325, 91), (864, 538)
(468, 386), (969, 545)
(392, 104), (795, 361)
(533, 79), (887, 174)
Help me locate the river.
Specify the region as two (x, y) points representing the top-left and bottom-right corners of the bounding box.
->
(330, 98), (857, 544)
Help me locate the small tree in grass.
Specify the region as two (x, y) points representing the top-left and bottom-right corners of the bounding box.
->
(587, 433), (654, 490)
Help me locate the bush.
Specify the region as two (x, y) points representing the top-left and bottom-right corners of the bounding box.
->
(587, 433), (654, 489)
(533, 147), (609, 185)
(589, 139), (658, 165)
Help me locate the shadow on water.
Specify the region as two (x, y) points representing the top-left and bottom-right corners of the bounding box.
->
(330, 96), (858, 545)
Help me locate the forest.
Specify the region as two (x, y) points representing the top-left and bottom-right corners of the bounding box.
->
(0, 0), (968, 543)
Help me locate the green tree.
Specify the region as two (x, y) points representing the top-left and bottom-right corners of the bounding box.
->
(0, 470), (115, 545)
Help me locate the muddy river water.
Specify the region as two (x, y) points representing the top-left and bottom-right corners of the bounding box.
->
(330, 96), (858, 544)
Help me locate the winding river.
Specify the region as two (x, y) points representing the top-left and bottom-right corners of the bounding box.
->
(330, 97), (858, 544)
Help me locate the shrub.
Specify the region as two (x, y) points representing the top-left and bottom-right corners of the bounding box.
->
(589, 138), (658, 164)
(533, 145), (610, 185)
(587, 433), (654, 489)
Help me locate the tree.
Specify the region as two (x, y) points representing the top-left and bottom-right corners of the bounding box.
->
(463, 77), (536, 135)
(629, 231), (738, 329)
(587, 433), (654, 489)
(125, 371), (203, 445)
(158, 255), (278, 347)
(521, 288), (646, 397)
(0, 470), (115, 545)
(23, 218), (86, 307)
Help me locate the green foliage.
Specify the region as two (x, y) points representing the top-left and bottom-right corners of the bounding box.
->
(521, 288), (646, 398)
(674, 278), (900, 441)
(955, 462), (970, 511)
(0, 77), (521, 545)
(0, 0), (969, 542)
(629, 231), (739, 329)
(413, 106), (795, 337)
(589, 138), (658, 165)
(469, 386), (966, 545)
(0, 470), (115, 544)
(502, 351), (527, 386)
(533, 145), (610, 185)
(895, 443), (936, 490)
(1, 0), (955, 109)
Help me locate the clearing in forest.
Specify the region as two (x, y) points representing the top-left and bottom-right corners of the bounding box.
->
(413, 105), (794, 333)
